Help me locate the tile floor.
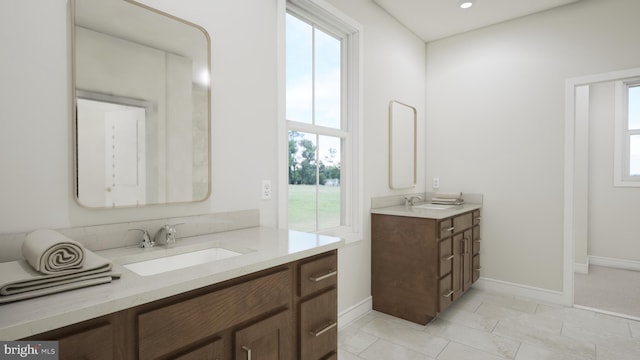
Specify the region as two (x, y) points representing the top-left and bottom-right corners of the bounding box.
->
(338, 288), (640, 360)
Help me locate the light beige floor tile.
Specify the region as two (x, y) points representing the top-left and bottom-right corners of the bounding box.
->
(596, 343), (640, 360)
(437, 306), (498, 332)
(561, 322), (640, 359)
(437, 341), (509, 360)
(339, 325), (379, 354)
(360, 317), (448, 357)
(536, 307), (596, 322)
(425, 318), (520, 359)
(493, 319), (595, 360)
(629, 320), (640, 338)
(515, 343), (572, 360)
(347, 312), (377, 329)
(472, 290), (539, 314)
(359, 339), (435, 360)
(494, 312), (563, 334)
(561, 310), (632, 338)
(338, 349), (366, 360)
(475, 302), (532, 321)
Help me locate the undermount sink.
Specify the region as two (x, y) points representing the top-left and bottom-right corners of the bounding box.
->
(123, 247), (244, 276)
(412, 203), (455, 210)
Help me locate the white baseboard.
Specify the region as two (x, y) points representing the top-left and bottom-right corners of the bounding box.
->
(474, 277), (570, 306)
(574, 262), (589, 274)
(338, 296), (372, 329)
(589, 256), (640, 272)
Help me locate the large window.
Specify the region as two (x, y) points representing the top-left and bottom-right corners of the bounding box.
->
(285, 1), (360, 235)
(615, 80), (640, 186)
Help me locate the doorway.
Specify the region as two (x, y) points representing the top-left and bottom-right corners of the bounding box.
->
(567, 68), (640, 320)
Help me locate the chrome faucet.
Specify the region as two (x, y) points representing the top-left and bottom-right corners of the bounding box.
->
(404, 195), (422, 206)
(129, 229), (154, 248)
(154, 224), (182, 247)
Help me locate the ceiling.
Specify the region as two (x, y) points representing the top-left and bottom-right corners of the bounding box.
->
(373, 0), (581, 42)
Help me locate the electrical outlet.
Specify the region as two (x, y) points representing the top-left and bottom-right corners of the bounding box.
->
(261, 180), (271, 200)
(432, 177), (440, 189)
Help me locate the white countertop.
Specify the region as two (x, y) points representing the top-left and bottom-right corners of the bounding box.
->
(370, 202), (482, 219)
(0, 227), (344, 340)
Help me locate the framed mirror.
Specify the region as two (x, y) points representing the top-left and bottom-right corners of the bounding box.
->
(72, 0), (211, 208)
(389, 100), (417, 189)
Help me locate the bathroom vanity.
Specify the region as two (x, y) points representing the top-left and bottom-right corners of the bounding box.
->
(371, 203), (481, 325)
(0, 227), (343, 360)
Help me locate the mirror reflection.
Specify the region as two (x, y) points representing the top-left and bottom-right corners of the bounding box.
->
(73, 0), (211, 208)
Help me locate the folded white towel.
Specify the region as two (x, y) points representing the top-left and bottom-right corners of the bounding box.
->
(22, 229), (85, 274)
(0, 250), (120, 304)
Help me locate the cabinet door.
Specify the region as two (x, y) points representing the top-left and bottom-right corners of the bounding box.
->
(235, 310), (291, 360)
(462, 229), (473, 292)
(300, 289), (337, 359)
(173, 338), (224, 360)
(452, 233), (463, 298)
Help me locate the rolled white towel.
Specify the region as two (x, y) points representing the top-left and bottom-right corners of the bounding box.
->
(22, 229), (85, 274)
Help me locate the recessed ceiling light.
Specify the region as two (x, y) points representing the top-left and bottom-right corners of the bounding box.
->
(459, 0), (474, 9)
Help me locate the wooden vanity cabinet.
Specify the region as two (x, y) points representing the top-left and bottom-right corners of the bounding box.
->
(25, 250), (338, 360)
(372, 209), (481, 325)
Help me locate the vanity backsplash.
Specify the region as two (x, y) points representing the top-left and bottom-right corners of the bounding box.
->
(0, 210), (259, 262)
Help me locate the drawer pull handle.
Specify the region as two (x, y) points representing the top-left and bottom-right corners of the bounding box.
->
(310, 321), (337, 337)
(445, 227), (455, 232)
(474, 267), (483, 272)
(443, 254), (454, 261)
(309, 270), (337, 282)
(475, 240), (481, 243)
(242, 346), (252, 360)
(443, 290), (454, 298)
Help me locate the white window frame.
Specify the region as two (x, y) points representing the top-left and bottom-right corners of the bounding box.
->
(614, 78), (640, 187)
(277, 0), (363, 241)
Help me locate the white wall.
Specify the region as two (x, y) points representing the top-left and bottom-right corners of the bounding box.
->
(426, 0), (640, 292)
(0, 0), (425, 314)
(588, 82), (640, 262)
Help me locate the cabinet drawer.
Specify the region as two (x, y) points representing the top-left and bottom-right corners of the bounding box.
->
(472, 226), (481, 255)
(58, 323), (114, 360)
(453, 212), (473, 233)
(473, 255), (481, 283)
(138, 268), (291, 360)
(299, 252), (337, 298)
(473, 210), (481, 225)
(438, 219), (454, 239)
(438, 237), (453, 276)
(438, 273), (453, 313)
(300, 289), (338, 360)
